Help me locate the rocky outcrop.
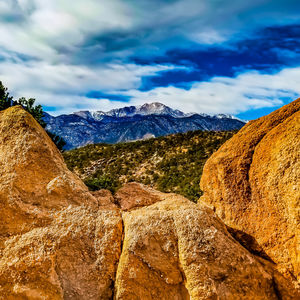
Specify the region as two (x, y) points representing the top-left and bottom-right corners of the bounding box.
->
(0, 107), (122, 299)
(115, 193), (299, 299)
(0, 106), (299, 299)
(0, 206), (123, 299)
(0, 106), (97, 239)
(114, 182), (163, 211)
(200, 98), (300, 284)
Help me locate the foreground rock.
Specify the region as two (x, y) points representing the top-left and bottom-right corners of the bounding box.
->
(0, 106), (299, 299)
(200, 98), (300, 284)
(115, 193), (298, 299)
(0, 206), (123, 299)
(0, 107), (122, 299)
(0, 106), (97, 240)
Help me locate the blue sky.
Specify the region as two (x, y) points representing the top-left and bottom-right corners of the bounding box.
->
(0, 0), (300, 119)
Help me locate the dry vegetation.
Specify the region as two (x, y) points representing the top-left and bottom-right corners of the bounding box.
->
(63, 130), (236, 202)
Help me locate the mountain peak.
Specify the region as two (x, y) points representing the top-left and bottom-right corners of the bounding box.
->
(72, 102), (189, 119)
(136, 102), (186, 117)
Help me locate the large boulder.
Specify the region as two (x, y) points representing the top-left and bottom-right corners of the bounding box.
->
(0, 106), (299, 299)
(0, 206), (123, 299)
(0, 106), (98, 239)
(115, 192), (298, 299)
(0, 107), (122, 299)
(200, 98), (300, 284)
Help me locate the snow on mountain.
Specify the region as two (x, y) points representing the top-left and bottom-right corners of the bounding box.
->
(45, 102), (246, 149)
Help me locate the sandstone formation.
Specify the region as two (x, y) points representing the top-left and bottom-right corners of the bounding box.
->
(0, 107), (122, 299)
(200, 98), (300, 285)
(115, 193), (299, 299)
(0, 106), (299, 299)
(114, 182), (163, 211)
(0, 106), (98, 240)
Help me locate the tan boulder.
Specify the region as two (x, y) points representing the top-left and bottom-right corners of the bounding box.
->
(115, 182), (163, 210)
(0, 106), (97, 238)
(200, 98), (300, 283)
(0, 106), (123, 299)
(0, 206), (123, 299)
(115, 192), (299, 299)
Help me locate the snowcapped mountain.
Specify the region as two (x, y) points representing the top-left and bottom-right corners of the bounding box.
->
(72, 102), (189, 120)
(44, 102), (246, 149)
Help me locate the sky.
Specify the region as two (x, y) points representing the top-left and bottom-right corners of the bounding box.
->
(0, 0), (300, 119)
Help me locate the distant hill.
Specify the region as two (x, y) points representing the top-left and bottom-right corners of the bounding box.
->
(45, 102), (245, 149)
(63, 129), (237, 202)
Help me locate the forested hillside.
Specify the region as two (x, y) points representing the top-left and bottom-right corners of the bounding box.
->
(63, 130), (237, 202)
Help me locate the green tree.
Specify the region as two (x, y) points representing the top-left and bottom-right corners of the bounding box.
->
(16, 97), (46, 127)
(0, 81), (13, 110)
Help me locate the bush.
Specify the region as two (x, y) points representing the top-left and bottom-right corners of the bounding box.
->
(84, 175), (120, 193)
(64, 129), (237, 202)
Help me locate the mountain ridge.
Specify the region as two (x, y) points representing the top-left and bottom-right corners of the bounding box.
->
(44, 102), (246, 149)
(65, 102), (244, 121)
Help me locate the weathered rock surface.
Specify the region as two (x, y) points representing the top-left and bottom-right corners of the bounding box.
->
(0, 107), (122, 299)
(115, 192), (299, 299)
(0, 106), (98, 239)
(200, 98), (300, 284)
(0, 106), (299, 299)
(115, 182), (163, 211)
(0, 206), (123, 299)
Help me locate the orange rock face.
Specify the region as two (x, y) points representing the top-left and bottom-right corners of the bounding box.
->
(0, 107), (122, 299)
(115, 194), (299, 299)
(0, 106), (299, 299)
(200, 98), (300, 284)
(115, 182), (163, 211)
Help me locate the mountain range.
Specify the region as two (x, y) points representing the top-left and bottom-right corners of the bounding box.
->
(44, 102), (246, 149)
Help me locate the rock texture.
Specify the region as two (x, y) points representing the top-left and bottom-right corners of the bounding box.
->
(115, 182), (163, 211)
(200, 98), (300, 284)
(0, 106), (98, 239)
(0, 106), (299, 299)
(0, 107), (122, 299)
(115, 193), (299, 299)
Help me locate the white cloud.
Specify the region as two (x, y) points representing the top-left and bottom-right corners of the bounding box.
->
(124, 68), (300, 115)
(1, 50), (299, 116)
(0, 0), (133, 60)
(1, 0), (298, 62)
(0, 58), (179, 114)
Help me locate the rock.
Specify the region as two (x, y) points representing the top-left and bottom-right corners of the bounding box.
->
(115, 182), (163, 211)
(0, 107), (123, 299)
(115, 193), (299, 299)
(0, 206), (123, 299)
(200, 98), (300, 284)
(0, 106), (97, 238)
(91, 189), (117, 208)
(0, 106), (299, 299)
